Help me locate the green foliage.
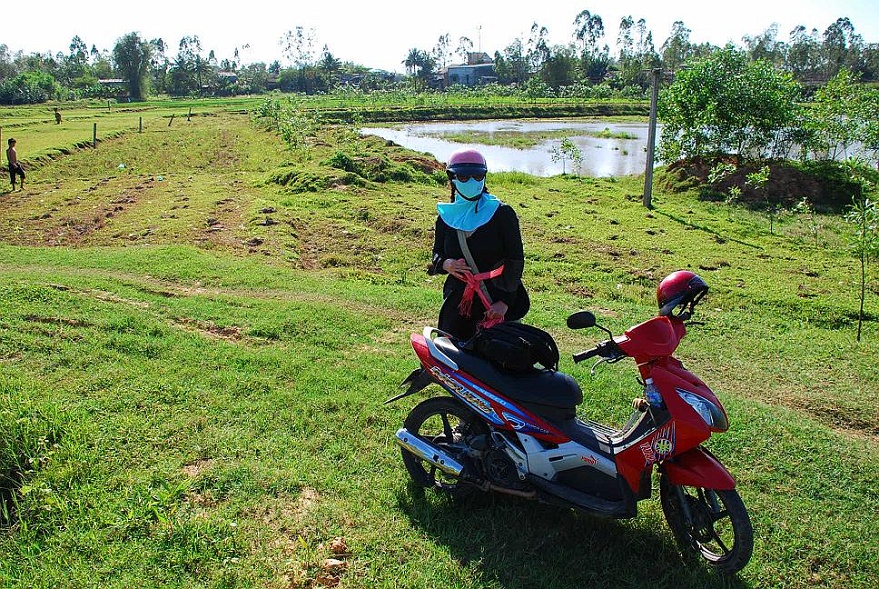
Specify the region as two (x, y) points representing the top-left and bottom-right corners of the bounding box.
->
(550, 138), (584, 174)
(0, 71), (62, 104)
(658, 47), (802, 163)
(0, 382), (63, 526)
(112, 32), (153, 100)
(252, 96), (322, 150)
(802, 69), (879, 162)
(843, 164), (879, 341)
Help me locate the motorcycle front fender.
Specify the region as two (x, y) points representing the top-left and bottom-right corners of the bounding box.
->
(661, 446), (736, 490)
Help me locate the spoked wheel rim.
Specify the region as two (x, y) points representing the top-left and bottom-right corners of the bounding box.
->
(660, 476), (754, 575)
(401, 397), (485, 494)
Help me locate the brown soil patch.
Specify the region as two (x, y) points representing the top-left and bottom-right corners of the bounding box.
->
(661, 158), (860, 213)
(182, 458), (215, 478)
(173, 317), (244, 341)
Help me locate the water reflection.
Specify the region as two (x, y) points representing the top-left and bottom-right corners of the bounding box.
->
(360, 119), (659, 177)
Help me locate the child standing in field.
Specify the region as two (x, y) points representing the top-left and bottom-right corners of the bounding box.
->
(6, 138), (25, 191)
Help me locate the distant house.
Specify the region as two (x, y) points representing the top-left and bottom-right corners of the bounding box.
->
(442, 52), (497, 88)
(218, 71), (239, 85)
(98, 78), (130, 101)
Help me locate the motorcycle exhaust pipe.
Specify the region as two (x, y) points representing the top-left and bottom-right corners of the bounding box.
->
(394, 428), (464, 476)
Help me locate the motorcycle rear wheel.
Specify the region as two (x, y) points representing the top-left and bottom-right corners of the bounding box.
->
(401, 396), (485, 496)
(659, 475), (753, 575)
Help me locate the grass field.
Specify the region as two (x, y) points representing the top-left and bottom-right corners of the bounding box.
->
(1, 98), (877, 588)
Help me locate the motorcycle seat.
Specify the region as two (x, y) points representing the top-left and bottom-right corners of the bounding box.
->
(434, 337), (583, 409)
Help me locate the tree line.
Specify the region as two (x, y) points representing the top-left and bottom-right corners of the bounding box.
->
(0, 12), (877, 104)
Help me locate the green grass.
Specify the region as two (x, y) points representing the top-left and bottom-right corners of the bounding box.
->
(424, 125), (638, 149)
(0, 101), (877, 588)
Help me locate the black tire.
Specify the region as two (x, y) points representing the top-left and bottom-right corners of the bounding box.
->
(401, 396), (486, 496)
(660, 475), (754, 575)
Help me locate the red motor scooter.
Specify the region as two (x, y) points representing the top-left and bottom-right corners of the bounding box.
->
(387, 271), (753, 575)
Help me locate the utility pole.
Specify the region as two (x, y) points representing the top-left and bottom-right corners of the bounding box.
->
(643, 67), (661, 209)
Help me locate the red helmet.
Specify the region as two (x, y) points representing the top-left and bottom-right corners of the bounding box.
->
(657, 270), (708, 318)
(446, 148), (488, 178)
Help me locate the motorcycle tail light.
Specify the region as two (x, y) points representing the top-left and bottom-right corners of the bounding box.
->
(677, 390), (729, 432)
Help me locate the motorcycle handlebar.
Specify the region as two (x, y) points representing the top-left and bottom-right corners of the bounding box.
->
(572, 340), (624, 364)
(572, 349), (599, 363)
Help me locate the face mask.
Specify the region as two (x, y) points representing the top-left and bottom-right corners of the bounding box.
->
(453, 178), (485, 200)
(437, 192), (501, 231)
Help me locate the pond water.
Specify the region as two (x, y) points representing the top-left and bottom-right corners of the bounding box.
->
(360, 119), (659, 178)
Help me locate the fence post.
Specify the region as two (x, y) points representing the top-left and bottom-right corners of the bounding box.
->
(107, 100), (111, 112)
(139, 117), (143, 133)
(187, 107), (192, 122)
(93, 123), (97, 148)
(168, 114), (175, 127)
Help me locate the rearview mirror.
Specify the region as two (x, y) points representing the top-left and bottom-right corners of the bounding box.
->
(566, 311), (596, 329)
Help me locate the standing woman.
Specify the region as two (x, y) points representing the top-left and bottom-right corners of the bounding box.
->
(428, 148), (529, 340)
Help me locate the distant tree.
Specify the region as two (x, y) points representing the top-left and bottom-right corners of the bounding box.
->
(787, 25), (823, 81)
(403, 48), (420, 77)
(803, 69), (879, 161)
(540, 44), (578, 88)
(658, 46), (801, 164)
(526, 23), (551, 74)
(280, 26), (317, 67)
(0, 44), (17, 81)
(55, 36), (90, 91)
(494, 38), (528, 84)
(613, 16), (657, 90)
(573, 9), (604, 56)
(168, 35), (216, 95)
(238, 62), (269, 94)
(0, 69), (63, 104)
(112, 32), (152, 100)
(742, 24), (787, 67)
(432, 34), (452, 69)
(319, 46), (341, 73)
(660, 21), (693, 72)
(822, 17), (863, 80)
(149, 38), (169, 94)
(456, 36), (473, 64)
(617, 16), (634, 62)
(401, 48), (434, 90)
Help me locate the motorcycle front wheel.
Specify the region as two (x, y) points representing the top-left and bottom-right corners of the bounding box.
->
(401, 396), (486, 496)
(659, 475), (754, 575)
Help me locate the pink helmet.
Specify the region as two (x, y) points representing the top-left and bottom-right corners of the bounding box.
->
(657, 270), (708, 318)
(446, 149), (488, 177)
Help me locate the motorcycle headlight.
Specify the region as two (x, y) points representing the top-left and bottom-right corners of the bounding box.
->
(677, 389), (729, 432)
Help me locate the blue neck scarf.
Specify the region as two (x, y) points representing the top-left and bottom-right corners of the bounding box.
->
(437, 191), (501, 231)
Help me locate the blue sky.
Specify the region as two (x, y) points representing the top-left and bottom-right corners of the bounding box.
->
(6, 0), (877, 72)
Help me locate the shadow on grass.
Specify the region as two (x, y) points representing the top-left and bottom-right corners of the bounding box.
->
(653, 208), (763, 251)
(396, 482), (751, 589)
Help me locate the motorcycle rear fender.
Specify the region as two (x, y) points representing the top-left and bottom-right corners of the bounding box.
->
(661, 446), (736, 490)
(384, 367), (436, 405)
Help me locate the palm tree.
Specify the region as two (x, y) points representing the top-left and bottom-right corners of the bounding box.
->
(403, 48), (420, 76)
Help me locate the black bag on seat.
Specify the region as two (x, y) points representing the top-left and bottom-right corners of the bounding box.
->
(464, 322), (559, 372)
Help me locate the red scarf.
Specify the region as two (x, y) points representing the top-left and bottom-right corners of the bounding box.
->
(458, 265), (505, 329)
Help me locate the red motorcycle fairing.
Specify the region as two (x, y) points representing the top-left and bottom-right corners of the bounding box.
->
(615, 315), (685, 360)
(660, 446), (736, 490)
(409, 333), (571, 445)
(656, 359), (729, 431)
